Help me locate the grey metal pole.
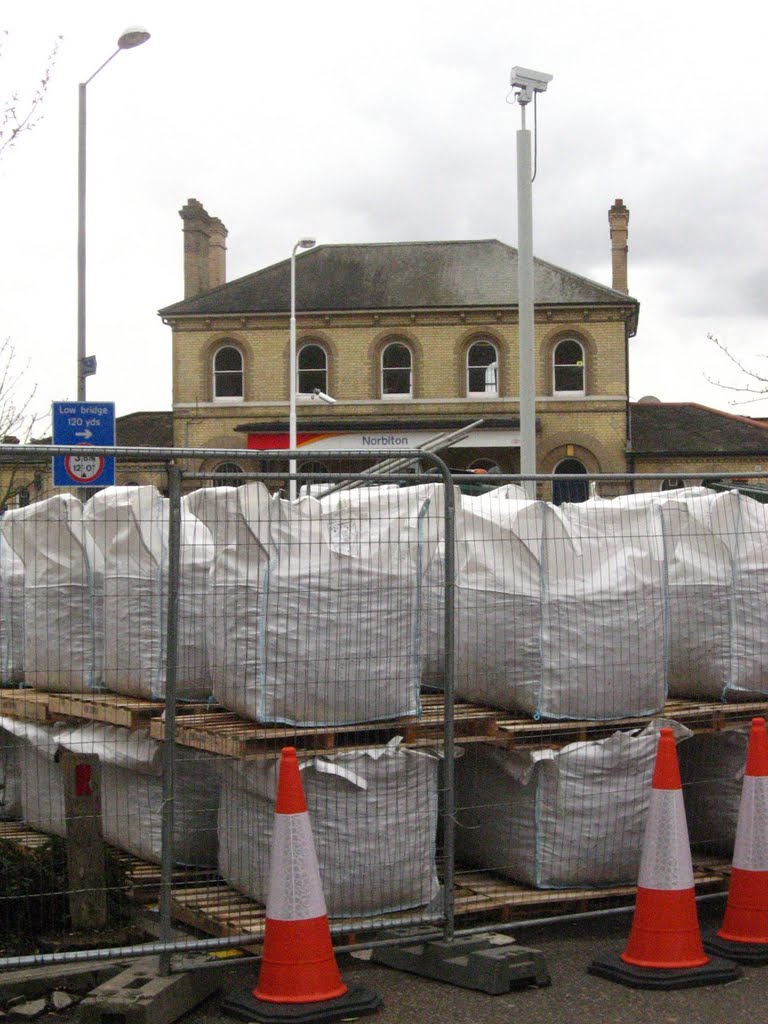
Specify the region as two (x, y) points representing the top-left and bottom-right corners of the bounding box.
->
(75, 31), (149, 403)
(289, 246), (297, 501)
(516, 117), (536, 499)
(77, 82), (87, 402)
(158, 463), (182, 976)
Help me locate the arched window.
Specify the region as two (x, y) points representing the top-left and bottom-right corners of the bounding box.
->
(381, 342), (412, 398)
(553, 339), (585, 394)
(298, 344), (327, 396)
(212, 461), (245, 488)
(213, 346), (244, 400)
(553, 457), (589, 505)
(467, 341), (498, 396)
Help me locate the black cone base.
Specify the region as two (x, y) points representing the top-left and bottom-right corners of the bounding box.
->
(704, 930), (768, 965)
(588, 952), (742, 990)
(221, 986), (382, 1023)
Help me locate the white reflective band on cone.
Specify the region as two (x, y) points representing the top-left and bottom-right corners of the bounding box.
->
(266, 813), (328, 921)
(733, 775), (768, 872)
(637, 789), (694, 891)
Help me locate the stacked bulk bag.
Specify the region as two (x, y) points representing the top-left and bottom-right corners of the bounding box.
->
(0, 717), (23, 818)
(454, 496), (548, 714)
(9, 719), (219, 866)
(85, 486), (212, 701)
(679, 728), (748, 856)
(318, 483), (449, 693)
(661, 494), (734, 700)
(455, 492), (667, 719)
(665, 490), (768, 700)
(554, 499), (668, 718)
(191, 481), (437, 725)
(182, 485), (268, 714)
(218, 740), (440, 917)
(454, 720), (690, 888)
(0, 533), (25, 683)
(1, 495), (104, 691)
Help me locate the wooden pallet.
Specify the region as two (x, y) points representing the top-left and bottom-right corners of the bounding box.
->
(48, 692), (170, 730)
(0, 820), (53, 851)
(452, 858), (729, 918)
(494, 698), (768, 750)
(0, 821), (217, 904)
(0, 689), (52, 724)
(167, 856), (731, 948)
(4, 687), (768, 760)
(148, 694), (497, 758)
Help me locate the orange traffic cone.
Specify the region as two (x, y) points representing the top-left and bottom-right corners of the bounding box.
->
(590, 726), (741, 989)
(705, 717), (768, 964)
(221, 746), (381, 1023)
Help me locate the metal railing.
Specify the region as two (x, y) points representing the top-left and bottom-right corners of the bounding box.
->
(0, 443), (766, 972)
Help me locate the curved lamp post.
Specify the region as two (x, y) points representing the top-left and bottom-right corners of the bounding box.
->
(77, 27), (150, 402)
(289, 237), (316, 499)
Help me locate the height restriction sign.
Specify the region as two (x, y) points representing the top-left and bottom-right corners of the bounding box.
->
(52, 401), (116, 488)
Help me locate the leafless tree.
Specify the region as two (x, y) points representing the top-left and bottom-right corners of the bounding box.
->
(705, 333), (768, 405)
(0, 339), (46, 508)
(0, 30), (61, 159)
(1, 33), (59, 505)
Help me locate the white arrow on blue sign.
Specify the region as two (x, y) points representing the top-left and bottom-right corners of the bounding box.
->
(52, 401), (116, 488)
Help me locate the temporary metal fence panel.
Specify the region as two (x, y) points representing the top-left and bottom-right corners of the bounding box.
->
(1, 445), (768, 972)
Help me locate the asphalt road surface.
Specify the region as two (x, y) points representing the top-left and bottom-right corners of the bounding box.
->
(180, 900), (768, 1024)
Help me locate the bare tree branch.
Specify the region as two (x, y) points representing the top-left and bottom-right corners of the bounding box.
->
(0, 31), (62, 159)
(705, 332), (768, 405)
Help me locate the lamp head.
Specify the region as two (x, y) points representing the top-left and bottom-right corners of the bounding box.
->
(118, 26), (151, 49)
(298, 238), (316, 250)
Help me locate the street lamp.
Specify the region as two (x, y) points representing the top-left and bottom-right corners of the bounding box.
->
(510, 66), (552, 498)
(289, 237), (316, 500)
(77, 27), (150, 402)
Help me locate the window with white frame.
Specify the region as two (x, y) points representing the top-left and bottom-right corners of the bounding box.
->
(381, 341), (412, 398)
(467, 340), (499, 395)
(553, 338), (585, 394)
(213, 345), (244, 400)
(298, 343), (328, 396)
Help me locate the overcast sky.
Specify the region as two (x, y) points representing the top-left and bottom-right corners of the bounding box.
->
(2, 0), (768, 435)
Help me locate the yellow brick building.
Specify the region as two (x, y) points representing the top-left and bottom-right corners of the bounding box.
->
(160, 198), (639, 500)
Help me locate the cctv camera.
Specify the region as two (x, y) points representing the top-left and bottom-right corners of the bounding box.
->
(312, 389), (337, 405)
(510, 66), (553, 103)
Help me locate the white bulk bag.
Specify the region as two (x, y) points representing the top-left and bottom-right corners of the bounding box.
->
(0, 533), (25, 682)
(194, 481), (436, 725)
(319, 484), (450, 691)
(182, 485), (269, 716)
(13, 719), (219, 866)
(218, 741), (440, 917)
(661, 496), (734, 699)
(679, 490), (768, 698)
(679, 728), (748, 856)
(85, 486), (213, 700)
(453, 497), (548, 714)
(552, 500), (668, 718)
(455, 719), (690, 888)
(1, 496), (104, 691)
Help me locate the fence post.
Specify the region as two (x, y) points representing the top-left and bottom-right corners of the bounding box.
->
(440, 457), (457, 942)
(159, 462), (182, 976)
(60, 750), (107, 931)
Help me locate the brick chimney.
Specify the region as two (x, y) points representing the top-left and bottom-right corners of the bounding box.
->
(179, 199), (228, 298)
(608, 198), (629, 294)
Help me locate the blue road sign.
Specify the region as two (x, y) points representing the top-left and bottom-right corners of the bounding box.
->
(52, 401), (116, 488)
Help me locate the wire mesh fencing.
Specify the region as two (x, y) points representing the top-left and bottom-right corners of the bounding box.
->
(0, 448), (767, 969)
